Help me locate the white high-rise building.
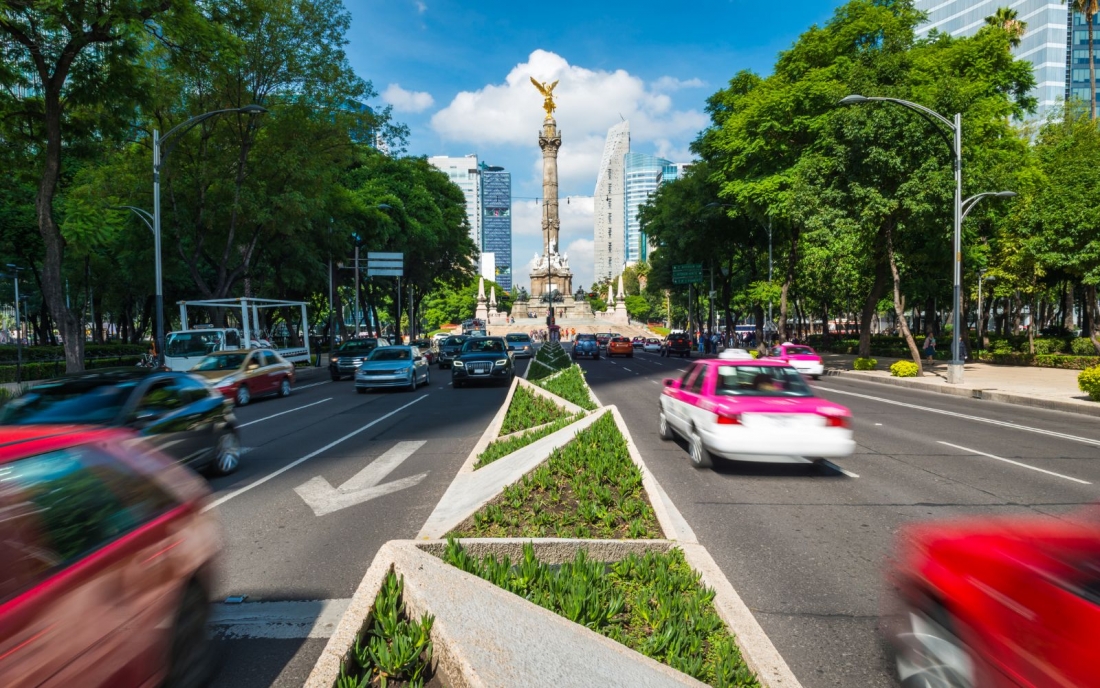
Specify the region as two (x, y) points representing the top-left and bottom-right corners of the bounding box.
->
(914, 1), (1070, 120)
(593, 121), (630, 285)
(428, 154), (482, 251)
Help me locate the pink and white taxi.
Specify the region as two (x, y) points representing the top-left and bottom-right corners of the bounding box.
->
(765, 342), (824, 379)
(658, 352), (854, 468)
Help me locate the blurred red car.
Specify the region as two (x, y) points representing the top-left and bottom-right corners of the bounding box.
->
(0, 426), (221, 688)
(883, 507), (1100, 687)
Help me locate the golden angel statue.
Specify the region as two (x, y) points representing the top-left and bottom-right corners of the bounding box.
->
(530, 77), (559, 119)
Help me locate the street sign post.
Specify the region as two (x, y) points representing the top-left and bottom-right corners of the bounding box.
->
(672, 263), (702, 285)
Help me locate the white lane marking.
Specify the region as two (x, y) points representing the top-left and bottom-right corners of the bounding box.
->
(651, 380), (659, 385)
(819, 460), (859, 478)
(209, 599), (351, 639)
(237, 398), (333, 428)
(937, 441), (1091, 485)
(203, 395), (429, 512)
(817, 385), (1100, 447)
(294, 441), (428, 516)
(294, 380), (331, 391)
(623, 367), (633, 373)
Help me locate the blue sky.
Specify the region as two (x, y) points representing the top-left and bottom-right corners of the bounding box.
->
(343, 1), (846, 292)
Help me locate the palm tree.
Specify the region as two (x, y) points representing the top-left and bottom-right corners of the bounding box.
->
(1065, 0), (1100, 120)
(984, 7), (1027, 48)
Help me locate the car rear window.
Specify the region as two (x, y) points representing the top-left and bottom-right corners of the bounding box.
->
(612, 337), (630, 343)
(444, 336), (467, 346)
(785, 346), (816, 356)
(715, 365), (814, 397)
(576, 334), (596, 341)
(338, 339), (379, 352)
(0, 380), (137, 425)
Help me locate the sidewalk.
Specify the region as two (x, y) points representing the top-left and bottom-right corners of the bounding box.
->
(821, 352), (1100, 418)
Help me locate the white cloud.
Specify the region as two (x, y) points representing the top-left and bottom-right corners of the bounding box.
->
(381, 83), (435, 113)
(564, 238), (595, 292)
(431, 49), (707, 153)
(414, 1), (427, 14)
(512, 196), (594, 293)
(651, 76), (705, 92)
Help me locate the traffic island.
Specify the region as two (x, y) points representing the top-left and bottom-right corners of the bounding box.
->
(306, 363), (801, 688)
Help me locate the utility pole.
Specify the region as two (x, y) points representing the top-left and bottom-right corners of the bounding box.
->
(353, 243), (360, 336)
(6, 264), (24, 384)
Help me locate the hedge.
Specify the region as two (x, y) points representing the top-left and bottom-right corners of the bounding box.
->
(0, 343), (146, 363)
(0, 355), (142, 383)
(975, 352), (1100, 370)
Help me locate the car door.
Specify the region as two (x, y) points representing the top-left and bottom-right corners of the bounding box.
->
(128, 377), (200, 466)
(261, 351), (283, 393)
(667, 364), (702, 432)
(410, 347), (425, 383)
(680, 364), (710, 431)
(242, 351), (269, 395)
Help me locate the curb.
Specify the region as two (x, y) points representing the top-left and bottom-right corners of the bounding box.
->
(832, 369), (1100, 418)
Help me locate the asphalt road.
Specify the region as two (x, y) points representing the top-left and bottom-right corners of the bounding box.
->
(202, 359), (527, 687)
(577, 347), (1100, 688)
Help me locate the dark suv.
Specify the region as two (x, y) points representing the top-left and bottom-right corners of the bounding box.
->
(329, 337), (388, 380)
(572, 333), (600, 360)
(437, 335), (469, 369)
(661, 333), (693, 358)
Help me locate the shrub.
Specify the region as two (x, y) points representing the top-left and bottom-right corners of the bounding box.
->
(890, 360), (919, 377)
(852, 357), (877, 371)
(1032, 338), (1066, 355)
(533, 365), (596, 410)
(1078, 366), (1100, 401)
(500, 385), (570, 435)
(749, 349), (761, 359)
(1071, 337), (1099, 356)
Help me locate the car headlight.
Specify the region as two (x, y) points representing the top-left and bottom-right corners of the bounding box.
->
(331, 356), (340, 363)
(495, 359), (508, 366)
(453, 360), (464, 367)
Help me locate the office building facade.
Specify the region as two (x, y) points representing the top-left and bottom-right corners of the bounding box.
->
(428, 154), (482, 252)
(623, 152), (672, 264)
(480, 163), (512, 292)
(593, 121), (630, 284)
(914, 1), (1076, 120)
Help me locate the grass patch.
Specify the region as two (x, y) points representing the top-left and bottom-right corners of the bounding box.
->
(337, 571), (435, 688)
(442, 540), (759, 687)
(532, 364), (596, 410)
(451, 412), (661, 539)
(501, 384), (571, 435)
(528, 342), (571, 381)
(475, 412), (584, 469)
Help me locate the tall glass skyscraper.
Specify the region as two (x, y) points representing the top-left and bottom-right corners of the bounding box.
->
(624, 152), (671, 264)
(480, 163), (512, 292)
(428, 154), (482, 252)
(594, 121), (630, 283)
(914, 1), (1081, 120)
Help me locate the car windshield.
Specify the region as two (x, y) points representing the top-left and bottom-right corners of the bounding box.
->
(368, 348), (411, 361)
(715, 365), (814, 398)
(411, 339), (431, 348)
(192, 353), (246, 371)
(444, 337), (467, 346)
(165, 331), (223, 357)
(505, 334), (530, 342)
(0, 379), (139, 425)
(785, 346), (816, 356)
(338, 339), (379, 352)
(462, 338), (506, 353)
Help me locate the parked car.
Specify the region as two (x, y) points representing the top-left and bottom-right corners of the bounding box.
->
(883, 506), (1100, 688)
(354, 346), (430, 393)
(632, 336), (645, 348)
(0, 426), (222, 688)
(596, 332), (612, 350)
(451, 337), (515, 388)
(572, 333), (600, 360)
(765, 342), (825, 380)
(505, 332), (535, 358)
(191, 348), (295, 406)
(410, 338), (437, 365)
(657, 358), (854, 468)
(329, 337), (389, 381)
(661, 333), (693, 358)
(608, 336), (634, 358)
(0, 368), (242, 475)
(643, 337), (662, 353)
(437, 335), (469, 369)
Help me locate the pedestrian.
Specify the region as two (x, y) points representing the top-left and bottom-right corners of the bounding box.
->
(923, 333), (936, 364)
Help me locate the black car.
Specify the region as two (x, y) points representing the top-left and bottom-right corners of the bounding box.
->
(0, 368), (241, 475)
(661, 333), (693, 358)
(329, 337), (389, 380)
(437, 335), (469, 369)
(572, 333), (600, 360)
(451, 337), (515, 388)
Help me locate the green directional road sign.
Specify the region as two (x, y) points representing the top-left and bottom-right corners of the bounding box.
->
(672, 263), (703, 284)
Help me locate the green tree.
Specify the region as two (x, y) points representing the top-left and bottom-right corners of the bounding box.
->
(984, 7), (1027, 48)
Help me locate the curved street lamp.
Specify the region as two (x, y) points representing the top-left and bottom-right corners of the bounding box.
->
(152, 105), (268, 366)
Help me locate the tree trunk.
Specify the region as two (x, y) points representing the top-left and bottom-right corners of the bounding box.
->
(778, 227), (800, 342)
(887, 224), (923, 375)
(1087, 285), (1100, 354)
(1065, 280), (1076, 332)
(858, 251), (888, 358)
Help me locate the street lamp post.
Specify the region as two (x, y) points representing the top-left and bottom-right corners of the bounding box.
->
(151, 105), (267, 365)
(5, 264), (24, 383)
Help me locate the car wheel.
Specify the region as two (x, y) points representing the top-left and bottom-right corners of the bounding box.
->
(453, 380), (463, 389)
(658, 410), (674, 440)
(235, 384), (250, 407)
(425, 370), (431, 386)
(406, 373), (417, 392)
(894, 606), (975, 688)
(812, 374), (821, 380)
(212, 432), (241, 475)
(163, 581), (213, 688)
(279, 377), (291, 397)
(688, 428), (713, 469)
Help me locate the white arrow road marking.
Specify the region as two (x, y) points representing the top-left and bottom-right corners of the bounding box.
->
(294, 441), (428, 516)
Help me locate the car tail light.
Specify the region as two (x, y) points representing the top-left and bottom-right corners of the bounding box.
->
(823, 415), (850, 428)
(717, 413), (741, 425)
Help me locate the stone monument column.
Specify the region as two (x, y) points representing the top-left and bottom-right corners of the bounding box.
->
(540, 118), (562, 258)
